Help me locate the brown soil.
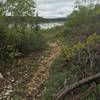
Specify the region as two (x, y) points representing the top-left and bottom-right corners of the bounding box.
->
(25, 42), (61, 100)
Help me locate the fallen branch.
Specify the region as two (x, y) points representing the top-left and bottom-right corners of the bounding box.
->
(55, 73), (100, 100)
(73, 82), (96, 100)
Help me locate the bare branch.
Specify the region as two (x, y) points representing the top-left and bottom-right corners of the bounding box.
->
(55, 73), (100, 100)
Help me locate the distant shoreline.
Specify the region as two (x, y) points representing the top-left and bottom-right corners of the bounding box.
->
(40, 17), (66, 23)
(2, 16), (66, 24)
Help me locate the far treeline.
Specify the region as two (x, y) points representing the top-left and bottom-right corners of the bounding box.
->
(1, 16), (66, 24)
(1, 16), (41, 24)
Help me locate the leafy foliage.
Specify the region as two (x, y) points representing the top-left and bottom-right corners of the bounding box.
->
(62, 34), (100, 59)
(63, 4), (100, 44)
(0, 26), (16, 70)
(2, 0), (35, 16)
(43, 3), (100, 100)
(60, 3), (100, 99)
(0, 0), (47, 70)
(9, 29), (47, 55)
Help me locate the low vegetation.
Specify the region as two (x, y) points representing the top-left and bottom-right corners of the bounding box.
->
(0, 0), (100, 100)
(42, 1), (100, 100)
(0, 0), (47, 99)
(0, 0), (47, 70)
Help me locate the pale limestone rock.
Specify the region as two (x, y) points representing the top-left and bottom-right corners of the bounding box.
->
(0, 73), (4, 79)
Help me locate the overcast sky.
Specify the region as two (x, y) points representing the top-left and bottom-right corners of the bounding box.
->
(36, 0), (75, 18)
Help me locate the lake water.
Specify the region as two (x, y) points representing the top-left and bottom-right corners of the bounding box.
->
(40, 22), (64, 29)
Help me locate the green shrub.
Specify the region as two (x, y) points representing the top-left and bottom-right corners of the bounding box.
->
(9, 29), (47, 55)
(0, 26), (16, 70)
(63, 5), (100, 43)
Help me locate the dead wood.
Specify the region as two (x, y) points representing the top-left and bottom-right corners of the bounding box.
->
(55, 73), (100, 100)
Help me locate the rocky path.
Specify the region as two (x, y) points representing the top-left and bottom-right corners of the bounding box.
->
(25, 42), (61, 100)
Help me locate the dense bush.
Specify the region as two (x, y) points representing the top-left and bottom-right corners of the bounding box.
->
(63, 5), (100, 44)
(9, 28), (47, 55)
(58, 4), (100, 100)
(62, 34), (100, 79)
(0, 22), (47, 70)
(0, 26), (16, 70)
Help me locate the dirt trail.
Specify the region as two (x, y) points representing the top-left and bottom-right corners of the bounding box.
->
(25, 42), (61, 100)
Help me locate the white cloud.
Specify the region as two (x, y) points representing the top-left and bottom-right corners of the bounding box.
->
(36, 0), (75, 18)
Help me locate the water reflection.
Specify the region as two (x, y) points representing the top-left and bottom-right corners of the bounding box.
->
(40, 22), (64, 29)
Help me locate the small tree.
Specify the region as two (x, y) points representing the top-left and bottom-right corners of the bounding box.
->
(2, 0), (35, 31)
(3, 0), (35, 16)
(75, 0), (97, 9)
